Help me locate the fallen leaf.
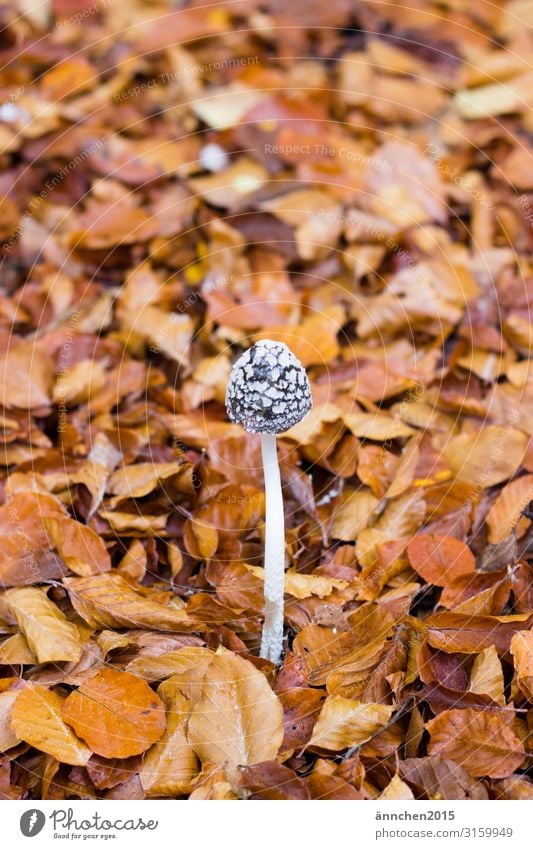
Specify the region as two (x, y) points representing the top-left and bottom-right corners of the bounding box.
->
(426, 708), (525, 778)
(444, 426), (527, 487)
(308, 696), (393, 751)
(510, 631), (533, 702)
(469, 645), (505, 706)
(486, 475), (533, 544)
(407, 534), (475, 586)
(44, 517), (111, 576)
(0, 343), (53, 409)
(139, 680), (198, 796)
(187, 649), (283, 766)
(63, 574), (196, 631)
(0, 690), (21, 752)
(11, 685), (91, 765)
(62, 669), (165, 758)
(5, 587), (82, 663)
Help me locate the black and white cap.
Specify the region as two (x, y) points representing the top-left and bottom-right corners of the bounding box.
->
(225, 339), (312, 434)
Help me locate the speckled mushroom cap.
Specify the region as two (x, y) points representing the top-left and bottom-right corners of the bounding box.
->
(225, 340), (313, 434)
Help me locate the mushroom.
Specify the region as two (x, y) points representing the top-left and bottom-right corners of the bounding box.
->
(225, 339), (312, 663)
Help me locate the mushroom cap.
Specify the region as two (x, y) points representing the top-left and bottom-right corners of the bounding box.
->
(225, 339), (312, 434)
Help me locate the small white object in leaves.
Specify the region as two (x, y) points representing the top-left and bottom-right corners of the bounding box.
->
(199, 143), (229, 173)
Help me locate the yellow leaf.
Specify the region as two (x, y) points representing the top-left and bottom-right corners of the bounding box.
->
(10, 685), (91, 765)
(510, 631), (533, 702)
(187, 648), (283, 766)
(244, 564), (348, 599)
(309, 695), (393, 751)
(385, 433), (422, 499)
(126, 646), (214, 683)
(379, 774), (415, 800)
(5, 587), (82, 663)
(63, 574), (196, 632)
(469, 645), (505, 705)
(344, 411), (414, 440)
(52, 359), (106, 405)
(108, 462), (184, 499)
(444, 426), (527, 488)
(0, 633), (37, 665)
(331, 489), (379, 541)
(0, 342), (53, 409)
(140, 681), (199, 797)
(0, 689), (21, 752)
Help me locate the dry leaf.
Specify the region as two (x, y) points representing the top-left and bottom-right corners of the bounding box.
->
(426, 709), (525, 778)
(469, 645), (505, 706)
(11, 685), (91, 765)
(187, 649), (283, 766)
(309, 696), (393, 751)
(510, 631), (533, 702)
(486, 475), (533, 544)
(444, 427), (527, 487)
(62, 669), (165, 758)
(63, 574), (196, 631)
(139, 681), (199, 797)
(5, 587), (82, 664)
(0, 689), (21, 752)
(407, 534), (475, 586)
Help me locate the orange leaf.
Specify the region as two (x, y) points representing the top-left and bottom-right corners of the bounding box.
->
(510, 631), (533, 702)
(44, 517), (111, 576)
(407, 534), (475, 586)
(62, 669), (165, 758)
(486, 475), (533, 544)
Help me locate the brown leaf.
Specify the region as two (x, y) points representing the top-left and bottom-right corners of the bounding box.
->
(426, 708), (525, 778)
(425, 611), (533, 654)
(44, 517), (111, 577)
(279, 687), (324, 752)
(236, 761), (310, 800)
(399, 757), (488, 800)
(304, 772), (362, 800)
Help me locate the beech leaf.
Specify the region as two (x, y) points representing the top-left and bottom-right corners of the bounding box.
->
(187, 649), (283, 766)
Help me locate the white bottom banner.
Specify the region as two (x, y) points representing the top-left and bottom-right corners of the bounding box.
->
(2, 800), (531, 849)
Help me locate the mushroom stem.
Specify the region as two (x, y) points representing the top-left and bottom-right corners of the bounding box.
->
(260, 432), (285, 664)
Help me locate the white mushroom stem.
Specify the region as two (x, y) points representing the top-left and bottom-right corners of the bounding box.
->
(260, 432), (285, 664)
